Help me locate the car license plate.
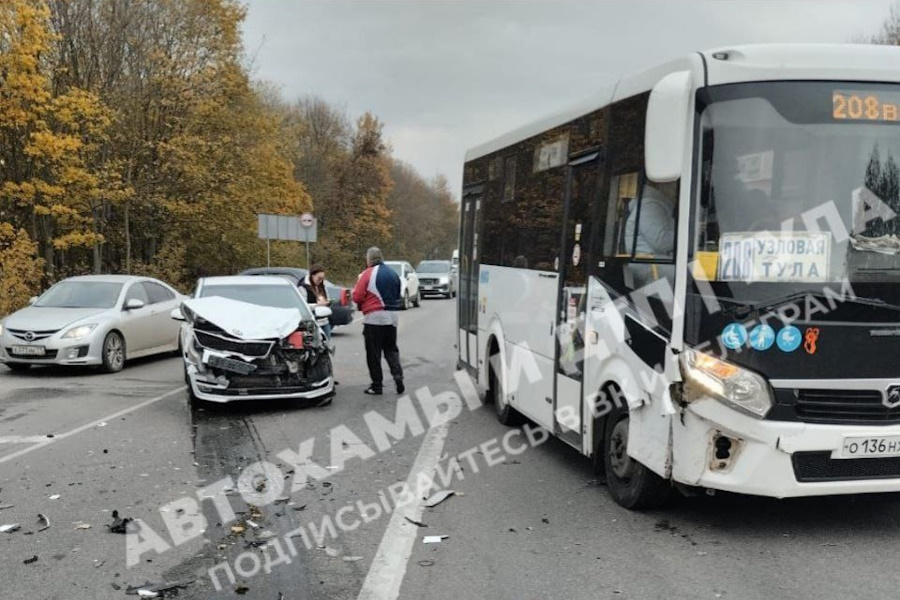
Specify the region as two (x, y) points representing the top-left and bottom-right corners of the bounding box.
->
(423, 286), (433, 290)
(10, 345), (46, 356)
(207, 354), (256, 375)
(838, 435), (900, 459)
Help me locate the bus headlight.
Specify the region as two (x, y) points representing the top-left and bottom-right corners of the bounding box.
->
(680, 349), (773, 418)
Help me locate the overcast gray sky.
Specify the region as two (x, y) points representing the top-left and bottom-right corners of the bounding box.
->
(242, 0), (896, 195)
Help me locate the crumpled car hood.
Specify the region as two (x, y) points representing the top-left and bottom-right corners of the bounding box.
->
(181, 297), (303, 340)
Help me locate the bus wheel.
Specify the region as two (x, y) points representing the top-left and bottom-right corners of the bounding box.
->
(603, 408), (671, 509)
(489, 361), (521, 426)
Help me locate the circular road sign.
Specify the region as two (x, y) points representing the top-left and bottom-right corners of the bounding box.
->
(300, 213), (314, 227)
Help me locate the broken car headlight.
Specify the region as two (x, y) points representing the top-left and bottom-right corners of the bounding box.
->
(680, 349), (773, 418)
(62, 323), (98, 339)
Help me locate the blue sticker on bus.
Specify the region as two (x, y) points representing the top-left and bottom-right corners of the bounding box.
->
(748, 324), (775, 351)
(721, 323), (748, 350)
(480, 270), (489, 284)
(776, 325), (802, 353)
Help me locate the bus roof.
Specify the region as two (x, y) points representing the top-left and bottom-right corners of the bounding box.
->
(465, 43), (900, 164)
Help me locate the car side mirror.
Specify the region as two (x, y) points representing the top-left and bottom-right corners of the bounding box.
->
(124, 298), (145, 310)
(28, 296), (38, 305)
(314, 306), (333, 319)
(170, 307), (185, 321)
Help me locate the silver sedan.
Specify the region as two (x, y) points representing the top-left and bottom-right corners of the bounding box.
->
(0, 275), (185, 373)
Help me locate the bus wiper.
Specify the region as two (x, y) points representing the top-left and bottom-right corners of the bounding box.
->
(721, 291), (900, 319)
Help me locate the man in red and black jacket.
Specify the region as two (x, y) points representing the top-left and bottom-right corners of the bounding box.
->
(352, 246), (404, 395)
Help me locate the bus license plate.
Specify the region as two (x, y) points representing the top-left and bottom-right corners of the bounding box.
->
(10, 345), (46, 356)
(838, 435), (900, 459)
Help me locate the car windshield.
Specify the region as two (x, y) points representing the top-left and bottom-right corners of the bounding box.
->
(417, 261), (450, 273)
(386, 263), (402, 275)
(200, 284), (312, 317)
(35, 281), (123, 309)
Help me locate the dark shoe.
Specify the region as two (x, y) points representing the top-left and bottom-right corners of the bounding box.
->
(396, 380), (405, 394)
(364, 387), (383, 395)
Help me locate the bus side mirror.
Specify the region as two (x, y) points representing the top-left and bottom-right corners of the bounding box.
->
(645, 70), (692, 183)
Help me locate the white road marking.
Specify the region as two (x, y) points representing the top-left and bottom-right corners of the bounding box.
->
(0, 386), (185, 465)
(0, 435), (57, 444)
(357, 421), (450, 600)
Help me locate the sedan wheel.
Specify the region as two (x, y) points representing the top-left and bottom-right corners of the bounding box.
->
(101, 331), (125, 373)
(402, 291), (410, 310)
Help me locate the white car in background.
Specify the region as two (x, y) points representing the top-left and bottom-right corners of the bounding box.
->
(416, 259), (456, 298)
(0, 275), (184, 373)
(384, 261), (420, 309)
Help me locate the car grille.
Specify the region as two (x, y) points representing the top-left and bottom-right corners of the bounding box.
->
(7, 329), (59, 342)
(792, 389), (900, 425)
(793, 451), (900, 482)
(194, 331), (273, 357)
(420, 278), (438, 285)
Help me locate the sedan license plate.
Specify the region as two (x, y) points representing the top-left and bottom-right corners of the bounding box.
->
(207, 354), (256, 375)
(423, 286), (433, 291)
(10, 345), (46, 356)
(838, 435), (900, 459)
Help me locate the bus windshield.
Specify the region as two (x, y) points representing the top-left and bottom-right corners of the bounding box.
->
(694, 81), (900, 305)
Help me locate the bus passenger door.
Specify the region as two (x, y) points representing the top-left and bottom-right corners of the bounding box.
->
(458, 185), (482, 371)
(554, 152), (600, 449)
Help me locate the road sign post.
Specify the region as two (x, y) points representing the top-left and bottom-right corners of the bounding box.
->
(257, 213), (316, 269)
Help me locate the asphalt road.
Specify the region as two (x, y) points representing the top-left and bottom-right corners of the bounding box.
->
(1, 299), (900, 600)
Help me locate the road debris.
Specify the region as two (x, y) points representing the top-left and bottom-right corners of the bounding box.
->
(423, 490), (455, 508)
(0, 523), (21, 533)
(23, 555), (38, 564)
(107, 510), (133, 534)
(125, 579), (194, 597)
(0, 504), (13, 511)
(292, 504), (307, 512)
(246, 520), (260, 529)
(231, 525), (246, 535)
(235, 584), (249, 594)
(94, 559), (105, 568)
(48, 494), (61, 500)
(417, 559), (435, 567)
(274, 496), (290, 504)
(74, 523), (92, 530)
(324, 547), (340, 558)
(342, 556), (363, 562)
(37, 513), (50, 531)
(423, 535), (449, 544)
(404, 516), (428, 527)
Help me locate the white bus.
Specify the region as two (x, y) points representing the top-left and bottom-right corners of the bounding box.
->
(457, 44), (900, 509)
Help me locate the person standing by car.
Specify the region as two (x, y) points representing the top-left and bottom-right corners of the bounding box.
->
(352, 247), (404, 395)
(301, 265), (332, 340)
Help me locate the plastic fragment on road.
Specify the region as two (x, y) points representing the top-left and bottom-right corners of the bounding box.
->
(0, 523), (21, 533)
(74, 523), (91, 530)
(235, 585), (249, 594)
(48, 494), (60, 500)
(404, 516), (427, 527)
(417, 559), (436, 567)
(230, 525), (246, 534)
(423, 490), (455, 508)
(0, 504), (13, 511)
(37, 513), (50, 531)
(126, 579), (194, 597)
(107, 510), (133, 534)
(23, 555), (38, 565)
(422, 535), (449, 544)
(324, 547), (340, 558)
(343, 556), (363, 562)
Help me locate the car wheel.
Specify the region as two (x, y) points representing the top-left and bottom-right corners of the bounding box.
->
(101, 331), (126, 373)
(5, 363), (31, 372)
(451, 290), (457, 298)
(402, 291), (410, 310)
(413, 292), (420, 308)
(603, 407), (672, 510)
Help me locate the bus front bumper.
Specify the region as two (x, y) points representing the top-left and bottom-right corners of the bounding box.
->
(673, 398), (900, 498)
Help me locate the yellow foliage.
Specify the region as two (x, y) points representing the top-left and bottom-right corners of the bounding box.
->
(0, 224), (44, 316)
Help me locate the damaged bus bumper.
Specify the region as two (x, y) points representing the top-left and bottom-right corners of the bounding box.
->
(673, 388), (900, 498)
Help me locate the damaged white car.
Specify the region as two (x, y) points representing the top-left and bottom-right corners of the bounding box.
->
(172, 276), (334, 405)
